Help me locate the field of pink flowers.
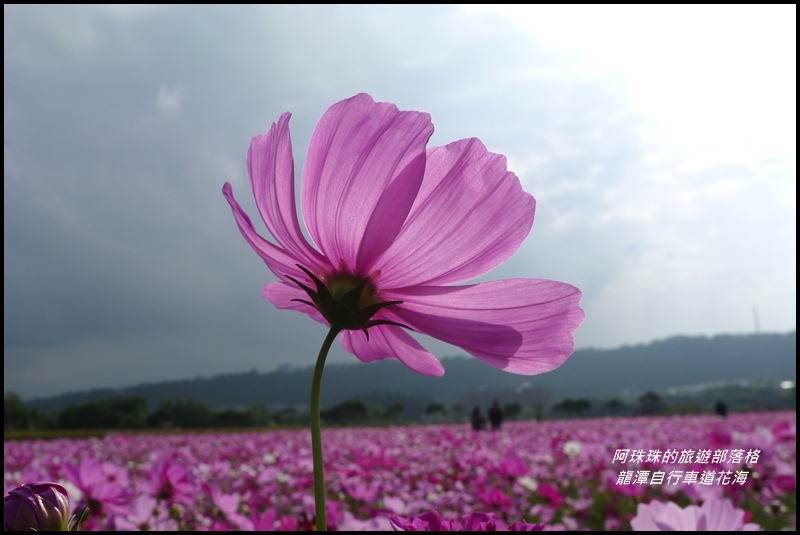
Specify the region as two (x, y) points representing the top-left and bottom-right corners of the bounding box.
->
(4, 410), (795, 531)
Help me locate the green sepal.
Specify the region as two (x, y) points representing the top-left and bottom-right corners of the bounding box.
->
(287, 264), (408, 332)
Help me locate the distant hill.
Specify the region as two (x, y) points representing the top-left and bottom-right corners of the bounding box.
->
(26, 331), (796, 414)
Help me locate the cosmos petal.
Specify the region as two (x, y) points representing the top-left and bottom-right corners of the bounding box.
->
(263, 281), (327, 325)
(247, 112), (325, 267)
(632, 499), (759, 532)
(340, 325), (445, 377)
(222, 183), (308, 280)
(630, 501), (670, 532)
(375, 138), (534, 287)
(697, 498), (745, 531)
(301, 93), (434, 272)
(385, 279), (584, 374)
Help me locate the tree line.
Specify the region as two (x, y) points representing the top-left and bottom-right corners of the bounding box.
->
(4, 393), (410, 432)
(6, 381), (793, 434)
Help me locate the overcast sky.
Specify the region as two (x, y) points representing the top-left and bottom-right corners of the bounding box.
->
(4, 5), (796, 400)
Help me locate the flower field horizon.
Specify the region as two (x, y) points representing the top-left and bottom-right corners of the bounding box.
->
(4, 410), (795, 531)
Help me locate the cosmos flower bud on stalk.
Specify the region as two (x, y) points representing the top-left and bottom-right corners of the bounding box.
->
(4, 482), (72, 531)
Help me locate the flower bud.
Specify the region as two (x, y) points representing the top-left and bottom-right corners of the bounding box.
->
(4, 482), (71, 531)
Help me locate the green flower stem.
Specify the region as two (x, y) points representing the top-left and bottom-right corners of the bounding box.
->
(310, 326), (341, 531)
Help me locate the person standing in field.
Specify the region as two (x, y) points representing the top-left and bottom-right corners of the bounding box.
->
(488, 399), (504, 431)
(471, 406), (486, 431)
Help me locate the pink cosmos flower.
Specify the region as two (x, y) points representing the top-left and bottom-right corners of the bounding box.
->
(244, 508), (299, 531)
(112, 495), (179, 531)
(389, 511), (544, 531)
(477, 487), (513, 509)
(209, 485), (251, 530)
(630, 498), (762, 531)
(537, 481), (565, 509)
(147, 457), (196, 506)
(223, 93), (584, 376)
(62, 457), (132, 525)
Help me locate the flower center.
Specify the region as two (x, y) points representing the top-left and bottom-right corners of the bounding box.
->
(287, 265), (408, 334)
(327, 272), (379, 310)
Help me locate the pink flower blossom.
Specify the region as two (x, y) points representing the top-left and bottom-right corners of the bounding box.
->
(477, 487), (513, 509)
(62, 457), (131, 519)
(147, 457), (196, 506)
(223, 93), (583, 376)
(245, 508), (299, 531)
(537, 482), (565, 509)
(631, 498), (762, 531)
(209, 485), (250, 530)
(112, 496), (178, 531)
(389, 510), (544, 531)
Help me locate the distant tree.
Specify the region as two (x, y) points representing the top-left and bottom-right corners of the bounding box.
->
(249, 404), (272, 427)
(638, 391), (664, 415)
(146, 399), (213, 429)
(321, 399), (368, 425)
(272, 406), (307, 427)
(57, 405), (87, 430)
(551, 399), (571, 415)
(214, 408), (256, 428)
(450, 403), (465, 422)
(367, 404), (386, 422)
(605, 398), (625, 414)
(551, 398), (591, 417)
(503, 402), (521, 420)
(108, 396), (149, 429)
(424, 402), (447, 417)
(147, 405), (173, 428)
(4, 392), (36, 431)
(574, 399), (591, 415)
(385, 403), (405, 422)
(670, 402), (704, 415)
(58, 396), (149, 430)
